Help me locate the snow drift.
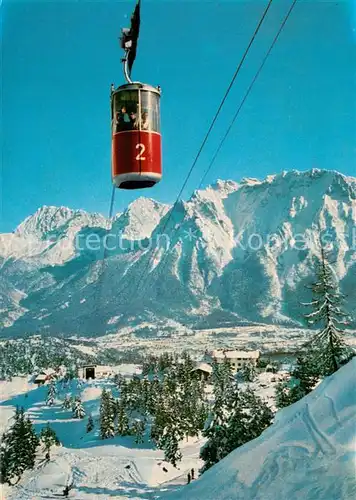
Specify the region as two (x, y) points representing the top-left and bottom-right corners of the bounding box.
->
(163, 358), (356, 500)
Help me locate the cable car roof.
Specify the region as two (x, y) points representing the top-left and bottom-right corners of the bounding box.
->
(113, 81), (161, 95)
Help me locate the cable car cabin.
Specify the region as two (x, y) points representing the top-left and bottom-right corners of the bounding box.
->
(111, 82), (162, 189)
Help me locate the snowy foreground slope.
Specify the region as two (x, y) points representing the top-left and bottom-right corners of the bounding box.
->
(1, 169), (356, 337)
(1, 361), (355, 499)
(0, 366), (205, 500)
(163, 358), (356, 500)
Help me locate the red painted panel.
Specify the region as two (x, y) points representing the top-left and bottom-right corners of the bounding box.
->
(112, 131), (162, 176)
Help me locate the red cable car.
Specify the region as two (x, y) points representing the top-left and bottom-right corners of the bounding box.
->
(111, 82), (162, 189)
(111, 0), (162, 190)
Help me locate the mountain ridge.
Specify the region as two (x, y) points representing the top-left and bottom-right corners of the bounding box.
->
(1, 169), (355, 338)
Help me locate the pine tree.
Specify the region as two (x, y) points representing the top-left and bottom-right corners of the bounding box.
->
(46, 381), (56, 406)
(40, 423), (60, 459)
(275, 380), (292, 409)
(0, 434), (11, 484)
(100, 389), (115, 439)
(159, 425), (182, 467)
(73, 397), (86, 419)
(201, 384), (273, 472)
(200, 362), (233, 471)
(0, 407), (39, 484)
(62, 394), (72, 410)
(275, 355), (320, 409)
(303, 243), (353, 375)
(86, 414), (94, 433)
(70, 396), (77, 412)
(131, 418), (145, 444)
(239, 362), (257, 382)
(116, 401), (129, 436)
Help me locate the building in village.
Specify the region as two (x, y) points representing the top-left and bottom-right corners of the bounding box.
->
(33, 368), (57, 385)
(191, 362), (213, 382)
(78, 365), (114, 380)
(209, 349), (260, 373)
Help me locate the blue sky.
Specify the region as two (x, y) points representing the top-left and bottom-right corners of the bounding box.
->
(2, 0), (356, 232)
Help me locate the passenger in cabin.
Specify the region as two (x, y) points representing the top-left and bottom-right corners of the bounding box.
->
(141, 111), (149, 130)
(116, 106), (130, 132)
(129, 110), (138, 129)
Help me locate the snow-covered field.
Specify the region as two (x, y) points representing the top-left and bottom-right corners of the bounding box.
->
(1, 361), (355, 499)
(0, 365), (205, 499)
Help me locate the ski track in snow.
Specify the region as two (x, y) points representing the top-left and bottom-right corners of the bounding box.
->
(303, 402), (336, 455)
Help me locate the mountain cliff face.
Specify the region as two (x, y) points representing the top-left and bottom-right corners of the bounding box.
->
(1, 169), (355, 337)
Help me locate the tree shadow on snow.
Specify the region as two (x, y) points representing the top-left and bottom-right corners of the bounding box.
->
(77, 482), (180, 499)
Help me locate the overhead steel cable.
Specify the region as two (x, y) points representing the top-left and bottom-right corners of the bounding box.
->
(157, 0), (274, 238)
(124, 0), (298, 316)
(198, 0), (298, 189)
(92, 185), (116, 317)
(113, 0), (275, 310)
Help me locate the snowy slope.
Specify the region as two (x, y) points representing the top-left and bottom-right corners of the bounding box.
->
(0, 371), (205, 500)
(163, 358), (356, 500)
(1, 169), (356, 337)
(1, 361), (354, 499)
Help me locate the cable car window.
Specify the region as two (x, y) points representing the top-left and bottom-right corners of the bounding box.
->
(140, 91), (160, 133)
(113, 91), (140, 133)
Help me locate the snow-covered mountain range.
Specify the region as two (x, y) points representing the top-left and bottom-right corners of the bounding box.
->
(1, 169), (355, 338)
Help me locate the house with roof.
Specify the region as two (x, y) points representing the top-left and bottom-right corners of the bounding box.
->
(191, 362), (213, 382)
(78, 365), (114, 380)
(209, 349), (260, 374)
(33, 368), (57, 385)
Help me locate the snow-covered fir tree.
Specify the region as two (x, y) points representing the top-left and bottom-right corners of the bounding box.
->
(159, 424), (182, 467)
(100, 389), (115, 439)
(46, 380), (56, 406)
(73, 397), (86, 419)
(200, 365), (234, 471)
(86, 414), (94, 433)
(239, 362), (257, 382)
(201, 381), (273, 471)
(116, 401), (129, 436)
(131, 418), (145, 444)
(275, 353), (321, 409)
(303, 244), (353, 376)
(0, 407), (39, 484)
(62, 394), (72, 410)
(40, 423), (60, 459)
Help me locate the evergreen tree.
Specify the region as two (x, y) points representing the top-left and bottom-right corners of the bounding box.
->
(131, 418), (145, 444)
(62, 394), (72, 410)
(86, 414), (94, 433)
(200, 362), (233, 471)
(73, 397), (85, 419)
(40, 423), (60, 459)
(116, 401), (129, 436)
(275, 355), (320, 409)
(99, 389), (115, 439)
(303, 244), (353, 376)
(0, 407), (39, 484)
(46, 381), (56, 406)
(70, 395), (77, 412)
(0, 434), (11, 484)
(239, 362), (257, 382)
(275, 380), (293, 409)
(159, 425), (182, 467)
(142, 354), (158, 376)
(201, 384), (273, 472)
